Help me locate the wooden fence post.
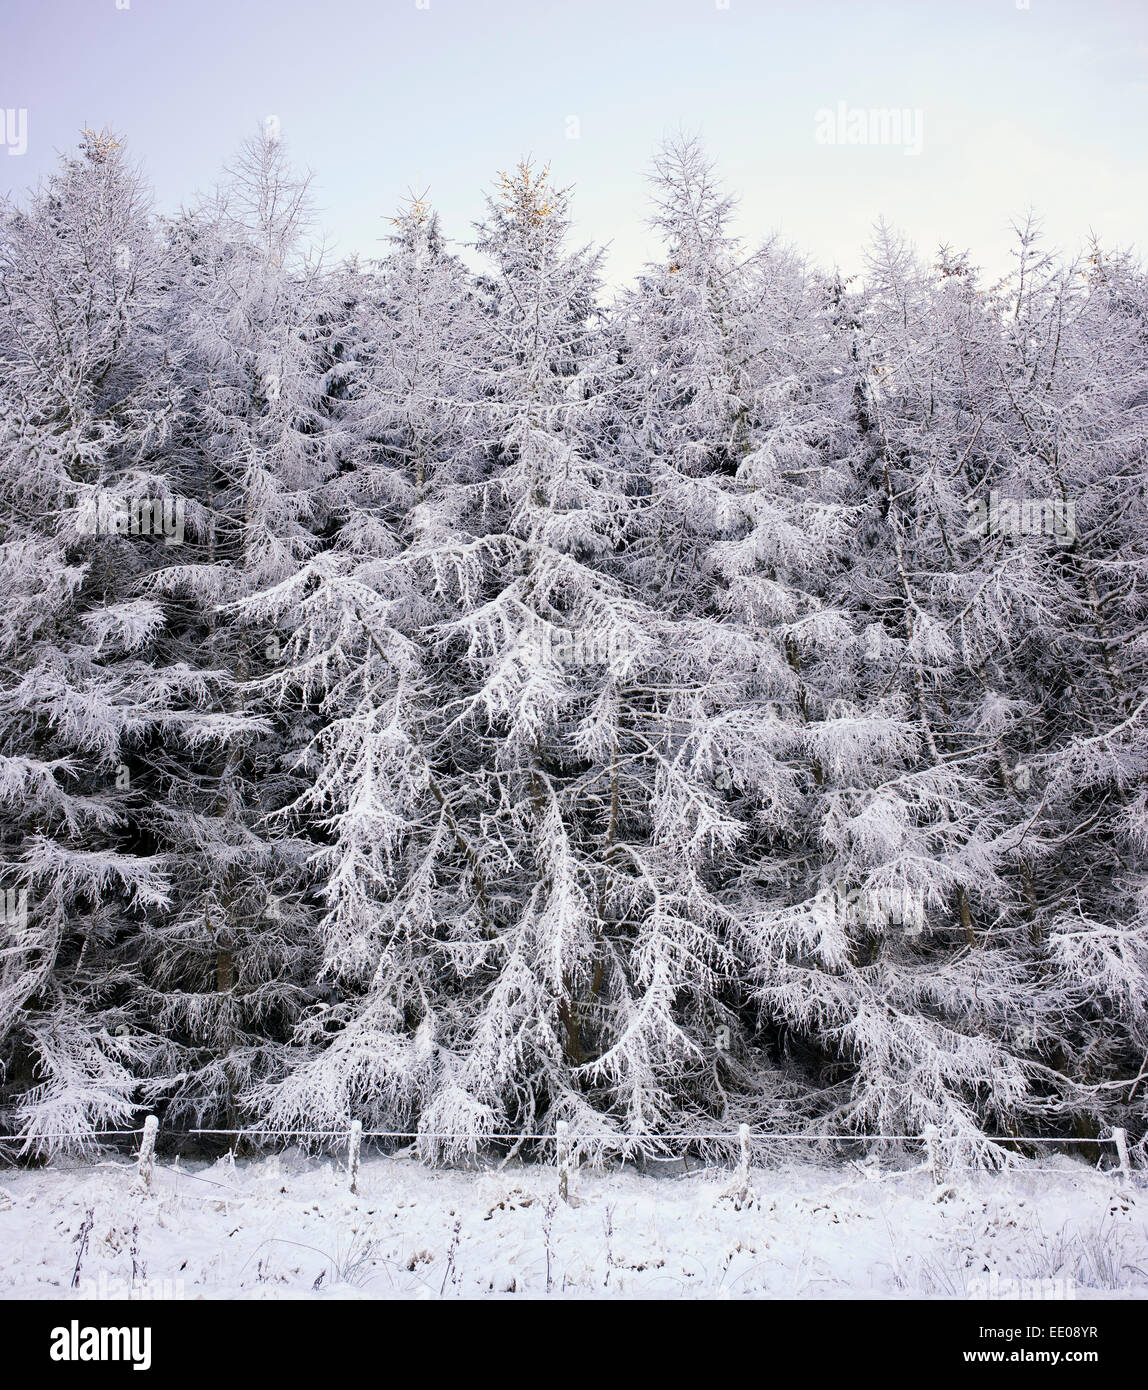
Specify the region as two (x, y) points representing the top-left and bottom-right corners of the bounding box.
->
(137, 1115), (159, 1191)
(556, 1121), (573, 1204)
(348, 1120), (363, 1194)
(716, 1123), (755, 1210)
(1112, 1127), (1132, 1183)
(737, 1123), (751, 1187)
(923, 1125), (941, 1184)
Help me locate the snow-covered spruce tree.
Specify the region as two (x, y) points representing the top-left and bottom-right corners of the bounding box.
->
(133, 129), (335, 1131)
(247, 196), (488, 1140)
(960, 226), (1148, 1153)
(383, 157), (783, 1156)
(720, 225), (1031, 1164)
(253, 166), (636, 1152)
(615, 136), (763, 599)
(742, 219), (1147, 1164)
(0, 130), (176, 1152)
(604, 141), (833, 1139)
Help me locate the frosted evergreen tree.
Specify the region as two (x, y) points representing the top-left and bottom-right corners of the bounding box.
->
(737, 223), (1043, 1161)
(606, 142), (826, 1137)
(388, 158), (767, 1154)
(0, 130), (176, 1151)
(744, 219), (1147, 1161)
(250, 196), (484, 1138)
(0, 126), (1140, 1161)
(967, 227), (1148, 1150)
(135, 128), (334, 1130)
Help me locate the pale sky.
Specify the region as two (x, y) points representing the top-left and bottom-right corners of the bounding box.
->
(2, 0), (1146, 288)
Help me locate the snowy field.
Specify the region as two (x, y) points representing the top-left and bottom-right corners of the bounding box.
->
(1, 1152), (1145, 1301)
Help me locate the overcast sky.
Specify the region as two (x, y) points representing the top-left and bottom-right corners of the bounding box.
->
(2, 0), (1145, 288)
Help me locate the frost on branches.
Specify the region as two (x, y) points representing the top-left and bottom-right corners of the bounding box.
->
(0, 130), (1145, 1170)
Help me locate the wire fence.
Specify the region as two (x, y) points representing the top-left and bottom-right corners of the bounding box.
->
(0, 1118), (1138, 1202)
(0, 1127), (1134, 1143)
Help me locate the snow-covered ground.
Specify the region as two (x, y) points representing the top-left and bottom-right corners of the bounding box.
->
(1, 1152), (1144, 1300)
